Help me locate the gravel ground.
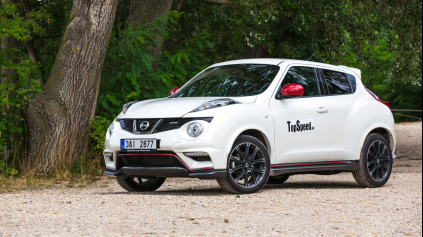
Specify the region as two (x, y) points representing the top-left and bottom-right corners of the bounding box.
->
(1, 173), (422, 237)
(1, 122), (421, 237)
(394, 122), (422, 173)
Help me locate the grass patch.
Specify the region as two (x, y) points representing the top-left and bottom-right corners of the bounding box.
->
(0, 174), (107, 193)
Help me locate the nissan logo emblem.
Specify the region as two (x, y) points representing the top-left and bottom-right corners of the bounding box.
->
(140, 121), (150, 131)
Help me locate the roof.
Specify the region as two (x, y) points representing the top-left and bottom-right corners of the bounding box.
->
(210, 58), (361, 79)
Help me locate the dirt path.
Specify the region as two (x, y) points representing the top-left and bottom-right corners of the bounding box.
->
(394, 122), (422, 173)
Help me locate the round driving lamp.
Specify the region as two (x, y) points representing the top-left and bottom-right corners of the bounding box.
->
(187, 122), (204, 138)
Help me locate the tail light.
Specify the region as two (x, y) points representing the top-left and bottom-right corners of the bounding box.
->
(365, 87), (391, 109)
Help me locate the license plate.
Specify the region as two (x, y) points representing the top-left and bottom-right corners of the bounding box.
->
(121, 139), (157, 152)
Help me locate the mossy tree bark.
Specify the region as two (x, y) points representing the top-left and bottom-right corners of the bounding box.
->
(25, 0), (118, 173)
(128, 0), (173, 59)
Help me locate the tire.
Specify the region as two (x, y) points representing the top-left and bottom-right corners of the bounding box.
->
(116, 177), (166, 192)
(217, 135), (271, 194)
(267, 175), (290, 185)
(353, 134), (393, 188)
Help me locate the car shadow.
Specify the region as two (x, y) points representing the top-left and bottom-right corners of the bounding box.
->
(96, 181), (364, 197)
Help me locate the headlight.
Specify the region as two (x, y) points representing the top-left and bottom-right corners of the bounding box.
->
(122, 102), (138, 114)
(109, 123), (114, 136)
(187, 122), (204, 138)
(190, 99), (240, 113)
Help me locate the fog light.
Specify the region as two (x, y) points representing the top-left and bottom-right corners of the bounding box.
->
(187, 122), (204, 138)
(184, 152), (209, 157)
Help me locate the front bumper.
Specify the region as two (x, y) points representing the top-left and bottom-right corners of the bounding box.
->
(104, 111), (238, 171)
(105, 168), (227, 179)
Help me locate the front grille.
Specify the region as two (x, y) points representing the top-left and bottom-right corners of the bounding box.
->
(120, 119), (161, 134)
(117, 152), (185, 170)
(154, 118), (196, 133)
(119, 117), (213, 134)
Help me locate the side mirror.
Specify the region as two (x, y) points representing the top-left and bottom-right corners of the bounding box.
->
(279, 83), (304, 99)
(170, 87), (179, 96)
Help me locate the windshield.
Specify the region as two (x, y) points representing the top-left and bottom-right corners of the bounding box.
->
(171, 64), (280, 97)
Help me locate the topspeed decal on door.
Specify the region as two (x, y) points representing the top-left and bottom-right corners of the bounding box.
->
(287, 119), (315, 134)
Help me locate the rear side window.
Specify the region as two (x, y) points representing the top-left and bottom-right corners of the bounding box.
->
(347, 74), (357, 93)
(281, 67), (320, 97)
(322, 70), (352, 95)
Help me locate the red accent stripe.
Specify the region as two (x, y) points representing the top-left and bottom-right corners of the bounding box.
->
(117, 153), (214, 172)
(271, 162), (359, 168)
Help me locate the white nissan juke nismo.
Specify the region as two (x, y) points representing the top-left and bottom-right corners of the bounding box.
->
(104, 59), (396, 194)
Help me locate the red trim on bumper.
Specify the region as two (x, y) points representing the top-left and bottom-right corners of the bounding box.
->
(116, 153), (214, 172)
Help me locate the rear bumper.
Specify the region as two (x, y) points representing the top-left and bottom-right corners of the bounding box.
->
(105, 167), (227, 179)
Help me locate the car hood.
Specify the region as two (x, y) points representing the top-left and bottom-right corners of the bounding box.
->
(119, 96), (257, 119)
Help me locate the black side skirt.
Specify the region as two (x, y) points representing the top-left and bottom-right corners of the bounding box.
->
(270, 161), (360, 176)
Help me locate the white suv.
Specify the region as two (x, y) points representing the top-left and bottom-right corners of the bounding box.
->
(104, 59), (396, 194)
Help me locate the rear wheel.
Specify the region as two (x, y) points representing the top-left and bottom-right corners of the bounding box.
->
(217, 135), (270, 194)
(116, 177), (166, 192)
(267, 175), (290, 185)
(353, 134), (393, 188)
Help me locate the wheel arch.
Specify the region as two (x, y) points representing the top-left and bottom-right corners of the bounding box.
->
(224, 124), (274, 167)
(357, 123), (396, 160)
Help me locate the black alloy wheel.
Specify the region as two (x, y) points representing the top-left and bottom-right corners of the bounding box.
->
(229, 142), (267, 188)
(217, 135), (270, 194)
(116, 177), (166, 192)
(367, 140), (392, 182)
(353, 134), (393, 188)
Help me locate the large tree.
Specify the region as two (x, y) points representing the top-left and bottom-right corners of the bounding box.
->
(25, 0), (118, 172)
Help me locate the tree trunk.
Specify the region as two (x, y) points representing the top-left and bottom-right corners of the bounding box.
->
(128, 0), (173, 59)
(25, 0), (118, 173)
(1, 0), (20, 161)
(21, 0), (45, 85)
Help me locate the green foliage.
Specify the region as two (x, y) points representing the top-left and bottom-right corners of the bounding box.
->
(98, 11), (211, 120)
(0, 160), (19, 175)
(0, 1), (51, 154)
(89, 116), (112, 151)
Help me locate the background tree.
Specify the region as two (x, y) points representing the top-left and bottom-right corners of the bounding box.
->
(0, 0), (421, 174)
(1, 0), (47, 162)
(25, 0), (119, 172)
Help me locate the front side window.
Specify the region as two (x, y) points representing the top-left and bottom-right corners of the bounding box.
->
(171, 64), (280, 97)
(280, 67), (320, 97)
(322, 70), (352, 95)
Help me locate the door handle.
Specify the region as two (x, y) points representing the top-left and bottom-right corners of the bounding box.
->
(317, 107), (329, 113)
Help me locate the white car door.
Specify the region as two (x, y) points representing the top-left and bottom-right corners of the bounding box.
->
(318, 67), (362, 161)
(270, 66), (331, 165)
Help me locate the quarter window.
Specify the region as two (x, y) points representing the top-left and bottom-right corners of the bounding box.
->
(322, 70), (352, 95)
(347, 74), (357, 93)
(281, 67), (320, 97)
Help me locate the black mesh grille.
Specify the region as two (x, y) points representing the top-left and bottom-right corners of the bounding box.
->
(117, 152), (185, 170)
(120, 119), (161, 134)
(154, 118), (194, 133)
(119, 117), (213, 134)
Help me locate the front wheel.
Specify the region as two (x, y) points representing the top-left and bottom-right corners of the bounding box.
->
(353, 134), (393, 188)
(217, 135), (270, 194)
(116, 177), (166, 192)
